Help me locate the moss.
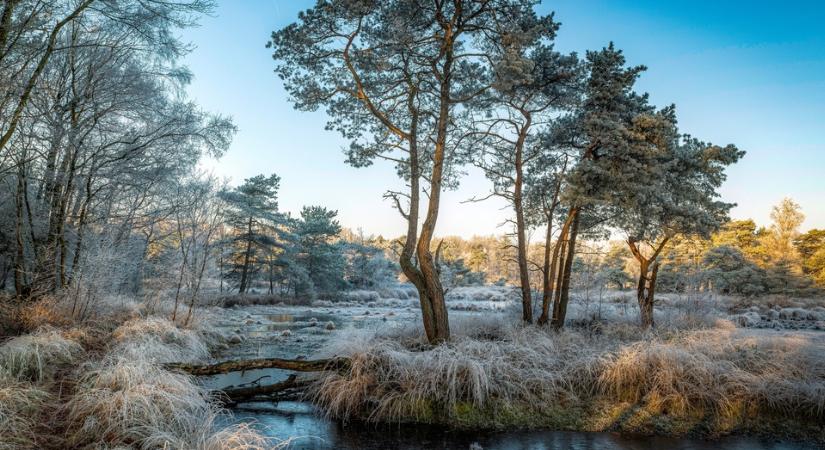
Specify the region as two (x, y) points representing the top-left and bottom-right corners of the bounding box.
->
(584, 399), (825, 444)
(405, 398), (436, 423)
(426, 399), (590, 430)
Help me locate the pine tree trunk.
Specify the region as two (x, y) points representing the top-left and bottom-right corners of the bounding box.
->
(627, 236), (669, 329)
(637, 262), (659, 328)
(552, 208), (580, 329)
(513, 116), (532, 323)
(412, 26), (457, 345)
(238, 216), (253, 294)
(541, 211), (573, 326)
(538, 219), (555, 325)
(514, 197), (532, 323)
(396, 111), (441, 344)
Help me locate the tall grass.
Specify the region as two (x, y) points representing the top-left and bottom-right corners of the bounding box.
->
(311, 322), (613, 423)
(65, 357), (211, 447)
(311, 317), (825, 432)
(0, 326), (84, 381)
(601, 329), (825, 418)
(63, 314), (276, 449)
(0, 377), (52, 450)
(111, 317), (210, 364)
(1, 300), (274, 449)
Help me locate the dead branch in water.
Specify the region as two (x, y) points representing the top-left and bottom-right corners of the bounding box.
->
(215, 374), (311, 405)
(164, 356), (350, 376)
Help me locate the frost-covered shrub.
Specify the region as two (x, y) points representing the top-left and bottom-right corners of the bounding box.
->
(446, 286), (518, 302)
(343, 290), (381, 303)
(732, 311), (762, 327)
(779, 307), (825, 321)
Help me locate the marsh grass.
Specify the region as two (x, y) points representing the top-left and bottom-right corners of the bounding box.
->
(65, 357), (253, 449)
(0, 377), (52, 450)
(0, 326), (84, 382)
(0, 299), (275, 450)
(311, 317), (825, 437)
(61, 315), (276, 449)
(600, 329), (825, 420)
(111, 317), (210, 364)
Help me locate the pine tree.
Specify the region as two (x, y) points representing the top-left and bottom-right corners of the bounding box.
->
(219, 174), (283, 294)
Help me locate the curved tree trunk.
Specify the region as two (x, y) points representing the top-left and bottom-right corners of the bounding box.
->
(513, 126), (532, 323)
(635, 261), (660, 328)
(411, 21), (458, 344)
(627, 236), (670, 328)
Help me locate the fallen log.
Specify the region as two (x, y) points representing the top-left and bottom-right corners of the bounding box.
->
(216, 374), (310, 404)
(164, 356), (350, 376)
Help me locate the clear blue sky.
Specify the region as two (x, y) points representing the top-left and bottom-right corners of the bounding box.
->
(181, 0), (825, 238)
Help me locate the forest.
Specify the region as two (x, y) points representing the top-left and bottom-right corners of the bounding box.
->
(0, 1), (823, 449)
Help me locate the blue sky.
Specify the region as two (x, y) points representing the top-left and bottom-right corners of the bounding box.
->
(181, 0), (825, 237)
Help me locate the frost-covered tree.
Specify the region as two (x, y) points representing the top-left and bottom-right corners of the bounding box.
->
(342, 237), (397, 289)
(220, 174), (282, 294)
(0, 0), (233, 298)
(466, 19), (580, 323)
(600, 242), (632, 290)
(702, 245), (767, 296)
(609, 122), (743, 327)
(271, 0), (552, 343)
(292, 206), (345, 297)
(541, 44), (651, 328)
(550, 44), (743, 328)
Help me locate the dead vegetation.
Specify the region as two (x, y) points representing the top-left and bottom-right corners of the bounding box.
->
(0, 296), (279, 450)
(308, 317), (825, 440)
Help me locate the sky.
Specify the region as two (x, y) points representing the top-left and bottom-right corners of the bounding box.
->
(180, 0), (825, 238)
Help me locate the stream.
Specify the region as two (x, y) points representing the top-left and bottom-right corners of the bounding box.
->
(203, 304), (818, 450)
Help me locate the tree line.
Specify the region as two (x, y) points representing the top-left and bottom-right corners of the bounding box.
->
(420, 197), (825, 299)
(212, 173), (397, 299)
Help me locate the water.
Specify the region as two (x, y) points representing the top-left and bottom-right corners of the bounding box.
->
(228, 402), (814, 450)
(209, 304), (818, 450)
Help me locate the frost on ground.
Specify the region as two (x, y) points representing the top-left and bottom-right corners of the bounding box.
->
(0, 295), (286, 450)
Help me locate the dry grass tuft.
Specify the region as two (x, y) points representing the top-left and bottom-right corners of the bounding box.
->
(64, 357), (272, 449)
(0, 297), (278, 449)
(0, 377), (52, 450)
(18, 297), (75, 330)
(195, 423), (282, 450)
(111, 317), (209, 364)
(0, 326), (84, 382)
(601, 329), (825, 419)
